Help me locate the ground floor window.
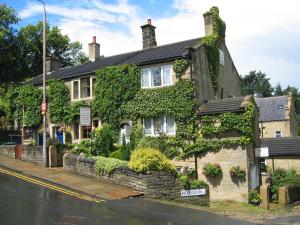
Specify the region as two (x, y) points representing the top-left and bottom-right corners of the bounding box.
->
(143, 115), (176, 136)
(82, 127), (91, 139)
(73, 122), (79, 140)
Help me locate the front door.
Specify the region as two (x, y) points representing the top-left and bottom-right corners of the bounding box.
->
(56, 131), (64, 144)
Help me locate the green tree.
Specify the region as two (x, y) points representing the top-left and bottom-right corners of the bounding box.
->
(0, 4), (23, 83)
(274, 83), (284, 96)
(240, 70), (274, 97)
(18, 22), (88, 78)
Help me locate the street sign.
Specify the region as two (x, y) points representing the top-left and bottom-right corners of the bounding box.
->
(180, 189), (206, 197)
(80, 107), (91, 126)
(41, 102), (47, 114)
(255, 147), (269, 157)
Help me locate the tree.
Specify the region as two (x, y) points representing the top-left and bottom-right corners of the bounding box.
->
(240, 70), (274, 97)
(0, 4), (23, 83)
(274, 83), (284, 96)
(18, 22), (88, 78)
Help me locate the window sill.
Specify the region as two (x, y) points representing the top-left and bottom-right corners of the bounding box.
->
(145, 133), (176, 137)
(71, 96), (94, 102)
(141, 84), (174, 89)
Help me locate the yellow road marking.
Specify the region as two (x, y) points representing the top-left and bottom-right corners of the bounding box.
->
(0, 167), (103, 203)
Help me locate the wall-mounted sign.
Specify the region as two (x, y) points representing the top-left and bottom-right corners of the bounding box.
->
(181, 189), (206, 197)
(255, 147), (269, 157)
(80, 107), (91, 126)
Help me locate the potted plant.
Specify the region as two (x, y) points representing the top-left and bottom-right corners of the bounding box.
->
(230, 166), (246, 178)
(203, 163), (222, 177)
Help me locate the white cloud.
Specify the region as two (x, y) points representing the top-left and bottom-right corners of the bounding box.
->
(19, 0), (300, 88)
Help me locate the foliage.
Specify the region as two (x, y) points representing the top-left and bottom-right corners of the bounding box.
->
(93, 64), (141, 131)
(128, 148), (175, 173)
(178, 169), (207, 190)
(48, 79), (71, 124)
(240, 70), (273, 97)
(203, 163), (222, 177)
(127, 122), (143, 152)
(109, 149), (121, 159)
(94, 156), (127, 174)
(267, 168), (300, 200)
(173, 59), (189, 80)
(120, 137), (131, 161)
(202, 6), (226, 92)
(91, 126), (115, 157)
(64, 101), (89, 124)
(248, 190), (261, 205)
(230, 166), (246, 178)
(71, 139), (91, 156)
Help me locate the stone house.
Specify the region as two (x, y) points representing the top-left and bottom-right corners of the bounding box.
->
(27, 9), (241, 144)
(255, 94), (297, 138)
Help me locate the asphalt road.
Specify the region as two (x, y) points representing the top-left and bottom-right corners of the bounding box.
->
(0, 172), (259, 225)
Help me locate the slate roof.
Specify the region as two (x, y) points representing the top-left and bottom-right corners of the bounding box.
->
(254, 96), (288, 122)
(197, 96), (252, 115)
(261, 137), (300, 156)
(26, 38), (201, 85)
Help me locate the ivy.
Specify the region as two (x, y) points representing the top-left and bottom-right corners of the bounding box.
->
(92, 64), (141, 131)
(202, 6), (226, 92)
(173, 59), (189, 80)
(48, 79), (71, 124)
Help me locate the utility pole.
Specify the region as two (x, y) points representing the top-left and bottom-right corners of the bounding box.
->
(38, 0), (47, 167)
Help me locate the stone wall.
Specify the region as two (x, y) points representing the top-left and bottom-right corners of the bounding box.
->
(21, 146), (43, 165)
(0, 145), (16, 158)
(63, 153), (209, 205)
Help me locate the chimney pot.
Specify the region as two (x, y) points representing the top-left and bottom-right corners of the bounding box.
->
(147, 19), (151, 25)
(141, 19), (157, 49)
(92, 36), (96, 43)
(89, 36), (100, 61)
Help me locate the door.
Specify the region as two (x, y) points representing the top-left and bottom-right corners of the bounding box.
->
(56, 131), (64, 144)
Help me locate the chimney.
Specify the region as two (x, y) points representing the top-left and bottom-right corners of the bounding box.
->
(140, 19), (157, 49)
(88, 36), (100, 61)
(203, 12), (213, 36)
(46, 56), (61, 74)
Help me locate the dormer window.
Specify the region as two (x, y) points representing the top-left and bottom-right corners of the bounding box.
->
(278, 104), (284, 110)
(141, 65), (172, 88)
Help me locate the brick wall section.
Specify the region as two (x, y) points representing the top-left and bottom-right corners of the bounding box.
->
(63, 153), (209, 205)
(0, 146), (16, 158)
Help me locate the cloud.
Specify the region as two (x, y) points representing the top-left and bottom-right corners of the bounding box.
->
(19, 0), (300, 88)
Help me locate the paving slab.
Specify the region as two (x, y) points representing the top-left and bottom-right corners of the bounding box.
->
(0, 154), (143, 200)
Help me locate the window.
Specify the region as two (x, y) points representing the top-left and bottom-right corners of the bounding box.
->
(82, 127), (91, 139)
(143, 116), (176, 136)
(81, 78), (90, 98)
(92, 78), (96, 96)
(141, 65), (172, 88)
(260, 159), (267, 173)
(278, 104), (284, 110)
(275, 130), (282, 138)
(73, 81), (79, 99)
(73, 122), (79, 140)
(219, 49), (224, 65)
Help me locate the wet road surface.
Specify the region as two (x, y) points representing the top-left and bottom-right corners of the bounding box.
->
(0, 172), (259, 225)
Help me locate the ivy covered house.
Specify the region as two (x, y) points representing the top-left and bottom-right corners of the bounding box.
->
(27, 7), (241, 145)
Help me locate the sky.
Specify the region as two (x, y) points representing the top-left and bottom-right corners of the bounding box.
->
(3, 0), (300, 89)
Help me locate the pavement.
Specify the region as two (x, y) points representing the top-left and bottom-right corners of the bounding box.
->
(0, 154), (143, 200)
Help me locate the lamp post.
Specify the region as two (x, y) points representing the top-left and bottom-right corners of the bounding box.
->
(38, 0), (47, 167)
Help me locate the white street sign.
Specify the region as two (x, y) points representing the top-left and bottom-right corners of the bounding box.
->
(181, 189), (206, 197)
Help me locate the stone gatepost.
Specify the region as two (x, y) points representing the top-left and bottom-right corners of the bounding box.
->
(260, 184), (270, 209)
(278, 186), (287, 207)
(49, 145), (57, 167)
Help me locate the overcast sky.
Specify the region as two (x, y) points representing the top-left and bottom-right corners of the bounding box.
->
(5, 0), (300, 89)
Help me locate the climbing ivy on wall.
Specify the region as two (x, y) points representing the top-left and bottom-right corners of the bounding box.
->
(202, 6), (226, 92)
(173, 59), (189, 80)
(92, 64), (141, 131)
(184, 104), (255, 156)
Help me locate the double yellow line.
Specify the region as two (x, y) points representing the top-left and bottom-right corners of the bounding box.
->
(0, 167), (103, 203)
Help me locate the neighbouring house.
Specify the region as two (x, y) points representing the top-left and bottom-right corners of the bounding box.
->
(173, 96), (261, 202)
(255, 94), (297, 139)
(26, 7), (241, 144)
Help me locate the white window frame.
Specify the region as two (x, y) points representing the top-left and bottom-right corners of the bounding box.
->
(71, 76), (96, 101)
(143, 115), (176, 136)
(219, 49), (224, 65)
(275, 130), (282, 138)
(141, 65), (173, 89)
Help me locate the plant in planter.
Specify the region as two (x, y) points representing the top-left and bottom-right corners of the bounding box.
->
(177, 170), (207, 190)
(230, 166), (246, 178)
(248, 190), (261, 205)
(203, 163), (222, 177)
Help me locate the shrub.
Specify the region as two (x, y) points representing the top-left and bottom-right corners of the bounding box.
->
(91, 125), (115, 156)
(71, 139), (91, 156)
(120, 137), (131, 161)
(203, 163), (222, 177)
(190, 180), (208, 189)
(248, 190), (261, 205)
(128, 148), (175, 173)
(109, 150), (121, 159)
(94, 156), (127, 174)
(177, 170), (207, 190)
(230, 166), (246, 178)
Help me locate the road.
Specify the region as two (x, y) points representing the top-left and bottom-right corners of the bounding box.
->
(0, 172), (259, 225)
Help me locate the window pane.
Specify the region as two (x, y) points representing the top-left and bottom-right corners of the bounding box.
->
(92, 78), (96, 96)
(219, 49), (224, 65)
(141, 69), (150, 88)
(162, 65), (172, 85)
(151, 67), (161, 87)
(166, 116), (176, 134)
(154, 117), (164, 136)
(81, 78), (90, 98)
(144, 119), (152, 135)
(73, 81), (79, 99)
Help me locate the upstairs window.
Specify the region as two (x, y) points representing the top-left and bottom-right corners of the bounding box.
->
(278, 104), (284, 110)
(219, 49), (225, 65)
(81, 78), (90, 98)
(73, 81), (79, 99)
(275, 130), (282, 138)
(141, 65), (172, 88)
(143, 115), (176, 136)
